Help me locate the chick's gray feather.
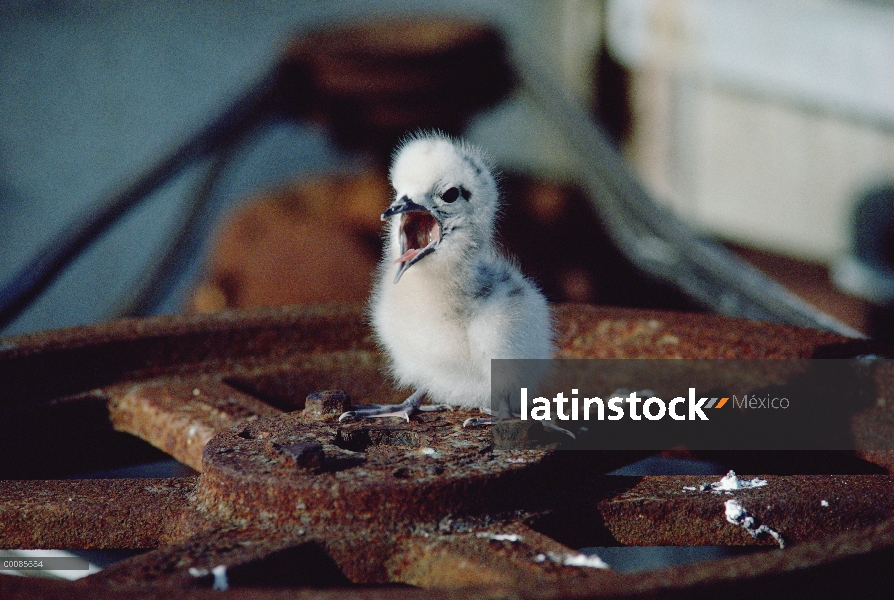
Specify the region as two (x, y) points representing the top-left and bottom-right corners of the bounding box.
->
(371, 133), (553, 410)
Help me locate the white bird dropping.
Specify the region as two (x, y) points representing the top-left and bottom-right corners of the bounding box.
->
(339, 133), (553, 422)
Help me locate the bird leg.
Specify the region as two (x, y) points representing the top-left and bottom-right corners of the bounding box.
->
(540, 420), (577, 438)
(463, 392), (579, 439)
(463, 409), (576, 439)
(338, 390), (451, 423)
(460, 392), (512, 428)
(462, 407), (493, 428)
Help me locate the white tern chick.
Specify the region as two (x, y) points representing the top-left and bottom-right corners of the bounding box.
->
(339, 133), (553, 423)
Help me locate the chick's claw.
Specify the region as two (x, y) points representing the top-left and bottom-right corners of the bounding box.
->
(338, 407), (410, 422)
(542, 420), (576, 439)
(338, 390), (426, 423)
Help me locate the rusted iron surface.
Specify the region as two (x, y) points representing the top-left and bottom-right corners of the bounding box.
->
(0, 304), (851, 416)
(197, 410), (560, 530)
(3, 304), (894, 598)
(303, 389), (351, 421)
(853, 408), (894, 473)
(385, 524), (619, 590)
(221, 350), (401, 411)
(84, 527), (330, 590)
(0, 478), (197, 549)
(0, 305), (375, 405)
(4, 574), (455, 600)
(554, 305), (845, 359)
(607, 517), (894, 600)
(108, 379), (281, 471)
(85, 521), (601, 591)
(594, 474), (894, 546)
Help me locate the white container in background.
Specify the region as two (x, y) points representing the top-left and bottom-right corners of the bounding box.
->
(606, 0), (894, 262)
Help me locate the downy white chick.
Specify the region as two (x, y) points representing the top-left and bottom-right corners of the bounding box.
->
(339, 133), (553, 423)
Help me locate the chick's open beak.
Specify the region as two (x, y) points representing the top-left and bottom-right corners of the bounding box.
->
(382, 197), (442, 284)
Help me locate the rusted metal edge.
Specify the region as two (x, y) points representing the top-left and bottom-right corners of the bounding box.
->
(0, 478), (199, 549)
(0, 304), (849, 361)
(593, 474), (894, 546)
(0, 305), (368, 358)
(108, 379), (282, 471)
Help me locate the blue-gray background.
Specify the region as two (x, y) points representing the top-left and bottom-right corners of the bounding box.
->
(0, 0), (580, 335)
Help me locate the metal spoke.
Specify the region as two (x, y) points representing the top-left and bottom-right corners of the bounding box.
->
(0, 305), (893, 598)
(0, 478), (197, 549)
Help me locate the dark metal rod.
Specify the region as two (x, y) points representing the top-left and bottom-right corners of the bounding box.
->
(513, 45), (860, 336)
(0, 67), (286, 331)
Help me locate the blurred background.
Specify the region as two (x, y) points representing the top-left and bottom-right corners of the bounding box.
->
(3, 0), (894, 577)
(2, 0), (894, 338)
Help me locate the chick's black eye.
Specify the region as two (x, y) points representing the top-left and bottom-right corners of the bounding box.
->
(441, 187), (460, 203)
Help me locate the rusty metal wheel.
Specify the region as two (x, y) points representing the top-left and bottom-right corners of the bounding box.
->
(2, 304), (894, 599)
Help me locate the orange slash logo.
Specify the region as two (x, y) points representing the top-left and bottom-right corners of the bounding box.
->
(705, 397), (729, 409)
